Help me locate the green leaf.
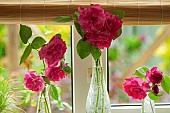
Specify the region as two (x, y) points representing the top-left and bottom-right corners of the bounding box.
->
(54, 16), (73, 23)
(112, 10), (125, 19)
(55, 33), (62, 38)
(74, 21), (85, 38)
(57, 101), (65, 110)
(74, 11), (79, 20)
(60, 60), (65, 68)
(20, 44), (32, 65)
(90, 45), (102, 60)
(42, 76), (50, 85)
(49, 84), (59, 100)
(148, 92), (160, 101)
(63, 66), (71, 74)
(20, 24), (32, 44)
(76, 39), (91, 59)
(133, 67), (149, 79)
(157, 93), (163, 97)
(31, 37), (46, 49)
(115, 29), (122, 38)
(161, 75), (170, 94)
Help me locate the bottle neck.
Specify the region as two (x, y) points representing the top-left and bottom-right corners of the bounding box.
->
(92, 57), (102, 68)
(92, 58), (104, 85)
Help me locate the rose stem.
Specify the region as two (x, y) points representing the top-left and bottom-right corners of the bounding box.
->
(95, 59), (100, 113)
(37, 92), (43, 113)
(99, 59), (104, 113)
(142, 100), (144, 113)
(150, 100), (154, 113)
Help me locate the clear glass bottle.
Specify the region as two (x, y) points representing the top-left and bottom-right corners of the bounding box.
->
(141, 94), (156, 113)
(86, 58), (111, 113)
(37, 85), (51, 113)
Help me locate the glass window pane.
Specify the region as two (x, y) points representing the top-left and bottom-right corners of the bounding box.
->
(109, 25), (170, 104)
(0, 24), (72, 113)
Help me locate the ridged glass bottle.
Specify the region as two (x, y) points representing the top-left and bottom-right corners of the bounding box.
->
(141, 94), (156, 113)
(86, 58), (111, 113)
(37, 85), (51, 113)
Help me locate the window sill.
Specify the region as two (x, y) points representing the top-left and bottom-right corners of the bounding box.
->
(111, 103), (170, 113)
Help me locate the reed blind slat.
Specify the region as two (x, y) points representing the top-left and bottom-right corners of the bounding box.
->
(0, 1), (170, 25)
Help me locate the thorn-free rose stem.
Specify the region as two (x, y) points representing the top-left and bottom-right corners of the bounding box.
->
(142, 100), (144, 113)
(37, 92), (43, 113)
(150, 100), (154, 113)
(95, 59), (100, 113)
(99, 59), (105, 113)
(43, 86), (51, 113)
(94, 59), (105, 113)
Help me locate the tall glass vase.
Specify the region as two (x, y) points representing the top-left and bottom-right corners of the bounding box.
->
(141, 94), (156, 113)
(86, 58), (111, 113)
(37, 84), (51, 113)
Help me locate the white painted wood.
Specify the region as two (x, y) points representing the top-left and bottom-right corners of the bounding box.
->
(111, 104), (170, 113)
(72, 26), (107, 113)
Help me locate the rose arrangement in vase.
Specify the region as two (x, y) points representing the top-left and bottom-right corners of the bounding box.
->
(19, 25), (71, 113)
(123, 66), (170, 113)
(55, 4), (124, 113)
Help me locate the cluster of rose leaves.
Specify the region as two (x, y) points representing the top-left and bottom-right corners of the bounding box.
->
(24, 36), (68, 92)
(77, 4), (123, 49)
(123, 67), (163, 100)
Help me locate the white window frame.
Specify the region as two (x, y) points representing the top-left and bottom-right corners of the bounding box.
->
(72, 26), (170, 113)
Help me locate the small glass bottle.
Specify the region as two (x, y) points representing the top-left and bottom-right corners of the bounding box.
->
(141, 94), (156, 113)
(86, 58), (111, 113)
(37, 84), (51, 113)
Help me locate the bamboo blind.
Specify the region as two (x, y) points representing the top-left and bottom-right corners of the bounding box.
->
(0, 0), (170, 25)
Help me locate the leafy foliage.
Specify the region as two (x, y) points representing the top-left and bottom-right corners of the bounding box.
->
(54, 16), (73, 22)
(76, 39), (102, 60)
(112, 10), (125, 19)
(55, 33), (62, 38)
(20, 44), (32, 65)
(115, 29), (122, 39)
(161, 75), (170, 94)
(74, 11), (79, 20)
(49, 84), (59, 100)
(0, 73), (25, 113)
(90, 45), (102, 60)
(133, 67), (149, 79)
(20, 24), (32, 44)
(148, 92), (162, 101)
(76, 39), (91, 59)
(0, 67), (7, 79)
(63, 66), (71, 74)
(31, 37), (46, 49)
(74, 21), (85, 38)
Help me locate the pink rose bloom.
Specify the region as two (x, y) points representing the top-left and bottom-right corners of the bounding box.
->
(24, 71), (44, 92)
(123, 77), (150, 100)
(146, 67), (163, 84)
(103, 12), (123, 38)
(45, 66), (67, 82)
(38, 36), (66, 67)
(78, 4), (106, 33)
(85, 32), (112, 49)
